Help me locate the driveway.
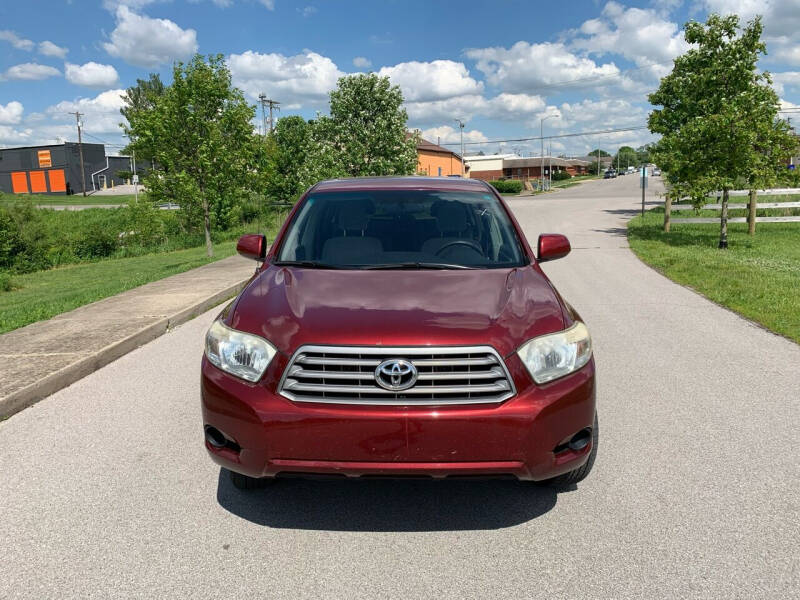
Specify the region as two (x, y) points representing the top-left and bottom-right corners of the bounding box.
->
(1, 176), (798, 599)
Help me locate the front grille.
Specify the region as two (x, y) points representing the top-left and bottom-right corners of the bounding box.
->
(278, 345), (516, 406)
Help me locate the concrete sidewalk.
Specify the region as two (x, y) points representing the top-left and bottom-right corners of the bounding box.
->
(0, 254), (256, 419)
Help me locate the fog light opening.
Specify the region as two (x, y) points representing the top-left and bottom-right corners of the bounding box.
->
(204, 425), (240, 452)
(567, 428), (592, 452)
(553, 427), (593, 454)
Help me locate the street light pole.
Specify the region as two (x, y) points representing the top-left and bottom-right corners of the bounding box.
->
(70, 111), (86, 196)
(454, 118), (465, 176)
(540, 115), (555, 191)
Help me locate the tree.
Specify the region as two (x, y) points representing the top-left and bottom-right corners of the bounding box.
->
(614, 145), (637, 169)
(320, 73), (418, 176)
(265, 115), (343, 202)
(125, 54), (259, 257)
(120, 74), (165, 159)
(648, 14), (796, 246)
(588, 148), (610, 157)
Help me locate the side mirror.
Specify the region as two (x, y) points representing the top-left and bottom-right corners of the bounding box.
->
(537, 234), (571, 262)
(236, 234), (267, 261)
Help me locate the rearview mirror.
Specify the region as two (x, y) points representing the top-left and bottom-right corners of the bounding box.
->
(236, 234), (267, 261)
(537, 234), (571, 262)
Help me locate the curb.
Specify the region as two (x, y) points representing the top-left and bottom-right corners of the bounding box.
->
(0, 279), (248, 421)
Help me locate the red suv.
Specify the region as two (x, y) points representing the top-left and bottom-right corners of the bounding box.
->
(202, 177), (597, 490)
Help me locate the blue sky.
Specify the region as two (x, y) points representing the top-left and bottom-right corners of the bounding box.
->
(1, 0), (799, 157)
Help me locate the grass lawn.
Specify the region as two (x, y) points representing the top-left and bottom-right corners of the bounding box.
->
(0, 193), (139, 206)
(628, 208), (800, 344)
(0, 241), (237, 334)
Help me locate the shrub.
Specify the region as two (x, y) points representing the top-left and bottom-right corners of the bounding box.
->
(488, 180), (524, 194)
(551, 170), (572, 181)
(73, 224), (118, 259)
(0, 271), (13, 292)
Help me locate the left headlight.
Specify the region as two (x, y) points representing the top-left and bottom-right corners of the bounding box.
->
(205, 320), (276, 382)
(517, 321), (592, 384)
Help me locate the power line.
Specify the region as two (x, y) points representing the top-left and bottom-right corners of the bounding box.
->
(439, 125), (651, 147)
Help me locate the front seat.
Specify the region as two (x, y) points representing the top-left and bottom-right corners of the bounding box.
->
(421, 201), (474, 256)
(321, 200), (383, 264)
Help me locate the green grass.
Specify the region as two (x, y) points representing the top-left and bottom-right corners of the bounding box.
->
(628, 208), (800, 343)
(671, 194), (800, 219)
(0, 193), (138, 206)
(0, 241), (238, 334)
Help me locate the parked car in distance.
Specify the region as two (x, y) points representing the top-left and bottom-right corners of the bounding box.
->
(202, 177), (597, 490)
(603, 169), (617, 179)
(653, 168), (661, 176)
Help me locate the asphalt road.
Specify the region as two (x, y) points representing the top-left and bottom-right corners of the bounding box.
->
(2, 176), (798, 599)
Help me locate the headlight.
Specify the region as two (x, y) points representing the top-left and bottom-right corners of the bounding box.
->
(205, 320), (276, 382)
(517, 321), (592, 384)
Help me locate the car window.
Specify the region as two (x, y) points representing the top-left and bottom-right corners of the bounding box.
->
(276, 189), (526, 269)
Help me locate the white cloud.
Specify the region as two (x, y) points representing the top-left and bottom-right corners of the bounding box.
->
(405, 95), (489, 127)
(0, 101), (24, 125)
(3, 63), (61, 81)
(228, 49), (344, 106)
(299, 5), (317, 17)
(46, 89), (127, 139)
(574, 2), (689, 67)
(536, 98), (649, 132)
(378, 60), (483, 102)
(466, 41), (621, 93)
(353, 56), (371, 69)
(259, 0), (275, 9)
(0, 30), (34, 51)
(65, 62), (120, 88)
(103, 6), (198, 68)
(771, 71), (800, 96)
(38, 40), (68, 58)
(487, 93), (546, 120)
(421, 125), (488, 145)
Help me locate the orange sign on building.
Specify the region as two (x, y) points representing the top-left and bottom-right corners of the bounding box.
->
(37, 150), (52, 168)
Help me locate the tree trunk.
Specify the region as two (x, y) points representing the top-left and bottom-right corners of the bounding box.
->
(663, 193), (672, 233)
(202, 197), (214, 258)
(718, 188), (729, 249)
(747, 189), (757, 235)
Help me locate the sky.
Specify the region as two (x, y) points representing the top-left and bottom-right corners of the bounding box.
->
(1, 0), (799, 158)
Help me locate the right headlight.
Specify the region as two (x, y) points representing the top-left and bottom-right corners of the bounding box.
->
(516, 321), (592, 384)
(205, 320), (276, 382)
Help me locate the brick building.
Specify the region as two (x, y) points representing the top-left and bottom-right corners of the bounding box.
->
(416, 138), (465, 177)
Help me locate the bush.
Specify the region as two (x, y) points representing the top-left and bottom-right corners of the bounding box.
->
(551, 170), (572, 181)
(73, 224), (119, 259)
(488, 180), (524, 194)
(0, 271), (13, 292)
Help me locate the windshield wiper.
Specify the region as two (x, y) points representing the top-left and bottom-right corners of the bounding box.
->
(362, 262), (478, 270)
(272, 260), (344, 269)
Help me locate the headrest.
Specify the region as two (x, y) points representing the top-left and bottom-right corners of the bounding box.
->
(431, 201), (468, 233)
(337, 199), (374, 232)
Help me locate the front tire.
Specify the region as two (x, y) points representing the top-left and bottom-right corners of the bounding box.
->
(228, 469), (275, 490)
(545, 413), (598, 487)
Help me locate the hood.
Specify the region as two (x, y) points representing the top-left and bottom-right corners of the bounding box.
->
(228, 265), (566, 357)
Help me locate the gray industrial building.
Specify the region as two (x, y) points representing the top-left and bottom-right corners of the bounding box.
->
(0, 142), (140, 195)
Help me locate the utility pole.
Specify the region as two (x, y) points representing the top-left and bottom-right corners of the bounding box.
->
(259, 94), (280, 134)
(548, 142), (552, 188)
(132, 148), (138, 202)
(454, 118), (465, 176)
(69, 111), (87, 196)
(597, 147), (600, 178)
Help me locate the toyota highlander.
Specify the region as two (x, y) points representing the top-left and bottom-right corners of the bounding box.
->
(202, 177), (597, 490)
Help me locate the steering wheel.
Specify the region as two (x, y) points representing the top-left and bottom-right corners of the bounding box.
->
(434, 239), (484, 257)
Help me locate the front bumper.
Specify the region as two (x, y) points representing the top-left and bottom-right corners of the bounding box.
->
(201, 353), (596, 481)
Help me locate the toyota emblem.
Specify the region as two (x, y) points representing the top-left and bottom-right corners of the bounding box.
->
(375, 359), (418, 391)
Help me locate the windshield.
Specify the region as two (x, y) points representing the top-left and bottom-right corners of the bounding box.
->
(275, 189), (527, 269)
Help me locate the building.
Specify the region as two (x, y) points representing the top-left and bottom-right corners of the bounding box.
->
(415, 138), (465, 177)
(462, 154), (516, 181)
(0, 142), (138, 195)
(465, 154), (591, 182)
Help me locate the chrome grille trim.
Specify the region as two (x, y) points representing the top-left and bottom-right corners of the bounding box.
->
(278, 345), (516, 406)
